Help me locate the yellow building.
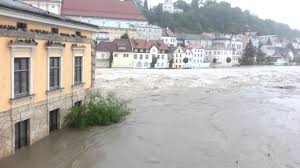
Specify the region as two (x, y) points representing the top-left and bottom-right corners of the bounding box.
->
(0, 0), (98, 159)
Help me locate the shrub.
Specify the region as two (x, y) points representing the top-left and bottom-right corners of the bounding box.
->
(65, 91), (130, 129)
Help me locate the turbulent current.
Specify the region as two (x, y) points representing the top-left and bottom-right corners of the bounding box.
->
(1, 66), (300, 168)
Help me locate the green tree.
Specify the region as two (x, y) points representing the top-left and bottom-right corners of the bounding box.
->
(191, 0), (199, 10)
(241, 40), (256, 65)
(212, 58), (217, 64)
(151, 56), (158, 68)
(174, 0), (190, 11)
(144, 0), (148, 10)
(183, 57), (189, 67)
(256, 47), (266, 65)
(226, 57), (232, 63)
(132, 0), (143, 8)
(109, 52), (113, 68)
(121, 33), (129, 39)
(169, 58), (174, 68)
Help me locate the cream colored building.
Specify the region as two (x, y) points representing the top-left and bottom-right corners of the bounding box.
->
(20, 0), (62, 14)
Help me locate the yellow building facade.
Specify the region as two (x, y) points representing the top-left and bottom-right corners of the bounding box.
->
(0, 1), (98, 159)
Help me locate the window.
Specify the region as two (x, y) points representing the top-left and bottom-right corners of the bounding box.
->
(17, 22), (27, 31)
(146, 55), (149, 59)
(140, 55), (143, 59)
(51, 28), (59, 34)
(123, 54), (129, 57)
(74, 57), (82, 85)
(162, 55), (165, 59)
(49, 57), (60, 90)
(134, 54), (138, 59)
(74, 101), (82, 107)
(114, 54), (118, 57)
(76, 31), (82, 36)
(14, 58), (30, 98)
(157, 55), (160, 59)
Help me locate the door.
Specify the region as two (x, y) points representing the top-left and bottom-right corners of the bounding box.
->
(15, 120), (29, 149)
(49, 109), (59, 132)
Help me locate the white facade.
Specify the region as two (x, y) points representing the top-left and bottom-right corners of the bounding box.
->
(133, 46), (168, 69)
(162, 0), (183, 13)
(261, 44), (276, 57)
(135, 25), (162, 40)
(21, 0), (62, 14)
(172, 46), (186, 68)
(96, 51), (110, 68)
(191, 48), (206, 68)
(162, 36), (177, 48)
(205, 49), (234, 67)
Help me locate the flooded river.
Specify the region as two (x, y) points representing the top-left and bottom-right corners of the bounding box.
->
(1, 66), (300, 168)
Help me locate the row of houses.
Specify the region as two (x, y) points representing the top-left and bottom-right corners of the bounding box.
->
(96, 37), (241, 69)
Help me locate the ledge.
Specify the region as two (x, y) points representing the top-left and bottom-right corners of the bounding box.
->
(0, 29), (92, 44)
(46, 87), (64, 93)
(9, 94), (35, 105)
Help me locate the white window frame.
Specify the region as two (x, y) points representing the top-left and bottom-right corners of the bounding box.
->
(10, 45), (35, 99)
(72, 48), (85, 85)
(47, 46), (64, 91)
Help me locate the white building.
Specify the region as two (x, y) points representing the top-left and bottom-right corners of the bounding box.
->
(20, 0), (62, 14)
(172, 46), (187, 68)
(61, 0), (147, 41)
(130, 39), (169, 69)
(96, 42), (113, 68)
(191, 46), (207, 68)
(161, 28), (177, 48)
(135, 25), (162, 40)
(205, 42), (234, 67)
(162, 0), (183, 13)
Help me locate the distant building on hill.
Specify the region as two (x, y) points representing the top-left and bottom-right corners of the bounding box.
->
(162, 0), (183, 13)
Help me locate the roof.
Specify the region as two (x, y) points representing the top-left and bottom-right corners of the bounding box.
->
(129, 39), (168, 50)
(112, 39), (132, 52)
(162, 28), (175, 37)
(97, 41), (113, 52)
(0, 0), (98, 29)
(61, 0), (146, 21)
(175, 33), (201, 40)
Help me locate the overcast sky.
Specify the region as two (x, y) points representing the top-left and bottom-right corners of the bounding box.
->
(149, 0), (300, 30)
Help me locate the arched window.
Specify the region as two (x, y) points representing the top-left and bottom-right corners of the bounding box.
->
(136, 62), (142, 68)
(144, 62), (149, 68)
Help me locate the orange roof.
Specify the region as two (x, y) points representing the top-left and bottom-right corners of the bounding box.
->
(129, 39), (168, 50)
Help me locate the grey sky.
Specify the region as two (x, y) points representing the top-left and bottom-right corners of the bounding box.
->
(149, 0), (300, 30)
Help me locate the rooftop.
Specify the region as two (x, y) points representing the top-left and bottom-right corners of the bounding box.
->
(129, 39), (168, 50)
(0, 0), (98, 29)
(61, 0), (146, 21)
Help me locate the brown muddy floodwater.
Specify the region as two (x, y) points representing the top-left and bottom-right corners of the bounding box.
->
(1, 66), (300, 168)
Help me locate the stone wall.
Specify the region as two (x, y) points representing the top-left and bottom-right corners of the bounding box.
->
(0, 87), (89, 159)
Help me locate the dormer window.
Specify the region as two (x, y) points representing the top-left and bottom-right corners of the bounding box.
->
(118, 46), (126, 51)
(17, 22), (27, 31)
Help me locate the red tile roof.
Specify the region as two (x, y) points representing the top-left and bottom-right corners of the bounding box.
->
(61, 0), (146, 21)
(129, 39), (168, 50)
(111, 39), (132, 52)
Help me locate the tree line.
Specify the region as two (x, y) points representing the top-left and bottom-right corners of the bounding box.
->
(136, 0), (300, 38)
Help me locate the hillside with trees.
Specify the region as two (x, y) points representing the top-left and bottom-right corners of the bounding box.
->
(136, 0), (300, 37)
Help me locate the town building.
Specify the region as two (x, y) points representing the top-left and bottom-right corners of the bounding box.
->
(172, 46), (187, 68)
(258, 35), (278, 45)
(0, 0), (98, 159)
(96, 41), (113, 68)
(111, 39), (134, 68)
(135, 25), (162, 40)
(205, 42), (234, 67)
(190, 45), (208, 68)
(96, 39), (169, 69)
(20, 0), (62, 15)
(162, 0), (183, 13)
(161, 28), (177, 48)
(130, 39), (169, 69)
(61, 0), (147, 41)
